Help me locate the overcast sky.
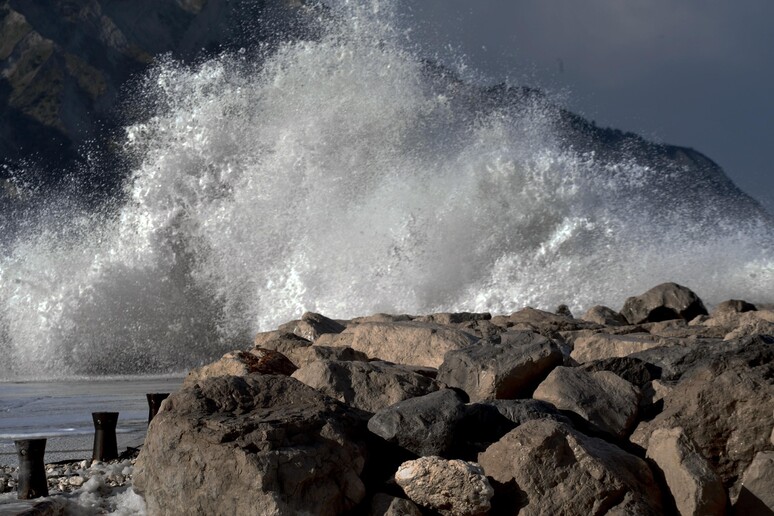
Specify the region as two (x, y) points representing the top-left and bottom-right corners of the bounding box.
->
(395, 1), (774, 214)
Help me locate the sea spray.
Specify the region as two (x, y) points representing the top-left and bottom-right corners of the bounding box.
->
(1, 1), (772, 379)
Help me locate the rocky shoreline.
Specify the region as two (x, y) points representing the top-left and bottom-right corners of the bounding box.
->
(8, 282), (774, 515)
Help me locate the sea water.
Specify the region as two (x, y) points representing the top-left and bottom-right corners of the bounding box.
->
(1, 1), (773, 382)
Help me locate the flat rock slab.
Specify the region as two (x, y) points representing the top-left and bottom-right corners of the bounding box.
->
(570, 332), (673, 363)
(134, 375), (369, 516)
(478, 419), (663, 515)
(335, 321), (479, 367)
(533, 366), (640, 438)
(291, 359), (442, 413)
(437, 331), (562, 401)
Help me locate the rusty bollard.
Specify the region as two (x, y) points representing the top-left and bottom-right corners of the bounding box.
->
(146, 393), (170, 424)
(15, 439), (48, 499)
(92, 412), (119, 462)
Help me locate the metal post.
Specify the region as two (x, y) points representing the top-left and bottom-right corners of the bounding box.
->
(146, 393), (170, 424)
(92, 412), (119, 462)
(15, 439), (48, 499)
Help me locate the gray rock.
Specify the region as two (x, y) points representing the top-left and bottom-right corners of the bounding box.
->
(646, 427), (727, 516)
(713, 299), (757, 315)
(579, 356), (662, 388)
(395, 457), (493, 516)
(278, 311), (346, 341)
(369, 493), (422, 516)
(437, 331), (562, 401)
(533, 366), (640, 437)
(478, 419), (663, 515)
(134, 375), (369, 516)
(490, 307), (601, 336)
(620, 282), (708, 324)
(367, 389), (468, 457)
(183, 348), (297, 387)
(581, 305), (629, 326)
(291, 359), (442, 413)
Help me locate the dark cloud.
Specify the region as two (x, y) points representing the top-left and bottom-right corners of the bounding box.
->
(396, 0), (774, 213)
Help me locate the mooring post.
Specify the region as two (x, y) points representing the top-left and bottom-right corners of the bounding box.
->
(146, 393), (170, 424)
(15, 438), (48, 499)
(92, 412), (119, 462)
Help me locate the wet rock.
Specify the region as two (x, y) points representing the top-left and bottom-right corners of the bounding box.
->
(134, 375), (370, 516)
(291, 359), (442, 413)
(335, 321), (479, 368)
(478, 419), (663, 515)
(533, 366), (640, 437)
(394, 457), (493, 516)
(437, 331), (562, 401)
(183, 348), (297, 386)
(581, 305), (629, 326)
(620, 282), (708, 324)
(646, 427), (727, 516)
(367, 389), (468, 457)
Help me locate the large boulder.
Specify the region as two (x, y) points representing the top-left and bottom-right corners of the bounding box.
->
(394, 457), (493, 516)
(579, 356), (662, 388)
(367, 389), (468, 457)
(334, 321), (479, 368)
(533, 366), (640, 438)
(478, 419), (663, 515)
(134, 375), (369, 516)
(620, 282), (708, 324)
(437, 331), (562, 401)
(733, 451), (774, 514)
(291, 360), (442, 413)
(183, 348), (297, 386)
(580, 305), (629, 326)
(646, 427), (727, 516)
(631, 336), (774, 495)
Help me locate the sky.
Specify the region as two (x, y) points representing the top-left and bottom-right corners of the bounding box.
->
(395, 0), (774, 214)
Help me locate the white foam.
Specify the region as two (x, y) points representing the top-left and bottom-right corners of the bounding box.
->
(1, 0), (772, 380)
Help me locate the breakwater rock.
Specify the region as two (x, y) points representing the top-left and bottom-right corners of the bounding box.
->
(135, 282), (774, 515)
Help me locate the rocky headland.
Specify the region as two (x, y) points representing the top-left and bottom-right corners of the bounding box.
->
(116, 282), (772, 515)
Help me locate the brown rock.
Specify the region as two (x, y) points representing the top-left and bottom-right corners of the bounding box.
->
(369, 493), (422, 516)
(570, 332), (674, 363)
(646, 427), (727, 516)
(491, 307), (601, 335)
(183, 348), (297, 386)
(478, 419), (663, 515)
(533, 366), (640, 437)
(334, 321), (479, 368)
(134, 375), (369, 516)
(278, 311), (346, 341)
(733, 451), (774, 514)
(620, 282), (708, 324)
(712, 299), (757, 315)
(394, 457), (493, 516)
(581, 305), (629, 326)
(291, 360), (442, 413)
(437, 331), (562, 401)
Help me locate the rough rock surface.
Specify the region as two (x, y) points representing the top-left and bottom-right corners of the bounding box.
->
(490, 307), (601, 336)
(533, 366), (640, 437)
(394, 457), (493, 516)
(581, 305), (629, 326)
(631, 337), (774, 492)
(291, 359), (441, 413)
(183, 348), (297, 386)
(278, 311), (346, 341)
(367, 389), (468, 457)
(570, 332), (673, 363)
(335, 321), (479, 368)
(369, 493), (422, 516)
(478, 419), (663, 515)
(134, 375), (369, 516)
(733, 451), (774, 514)
(620, 282), (708, 324)
(437, 331), (562, 401)
(579, 356), (662, 388)
(646, 427), (727, 516)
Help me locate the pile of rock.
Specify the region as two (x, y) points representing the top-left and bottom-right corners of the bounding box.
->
(134, 283), (774, 515)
